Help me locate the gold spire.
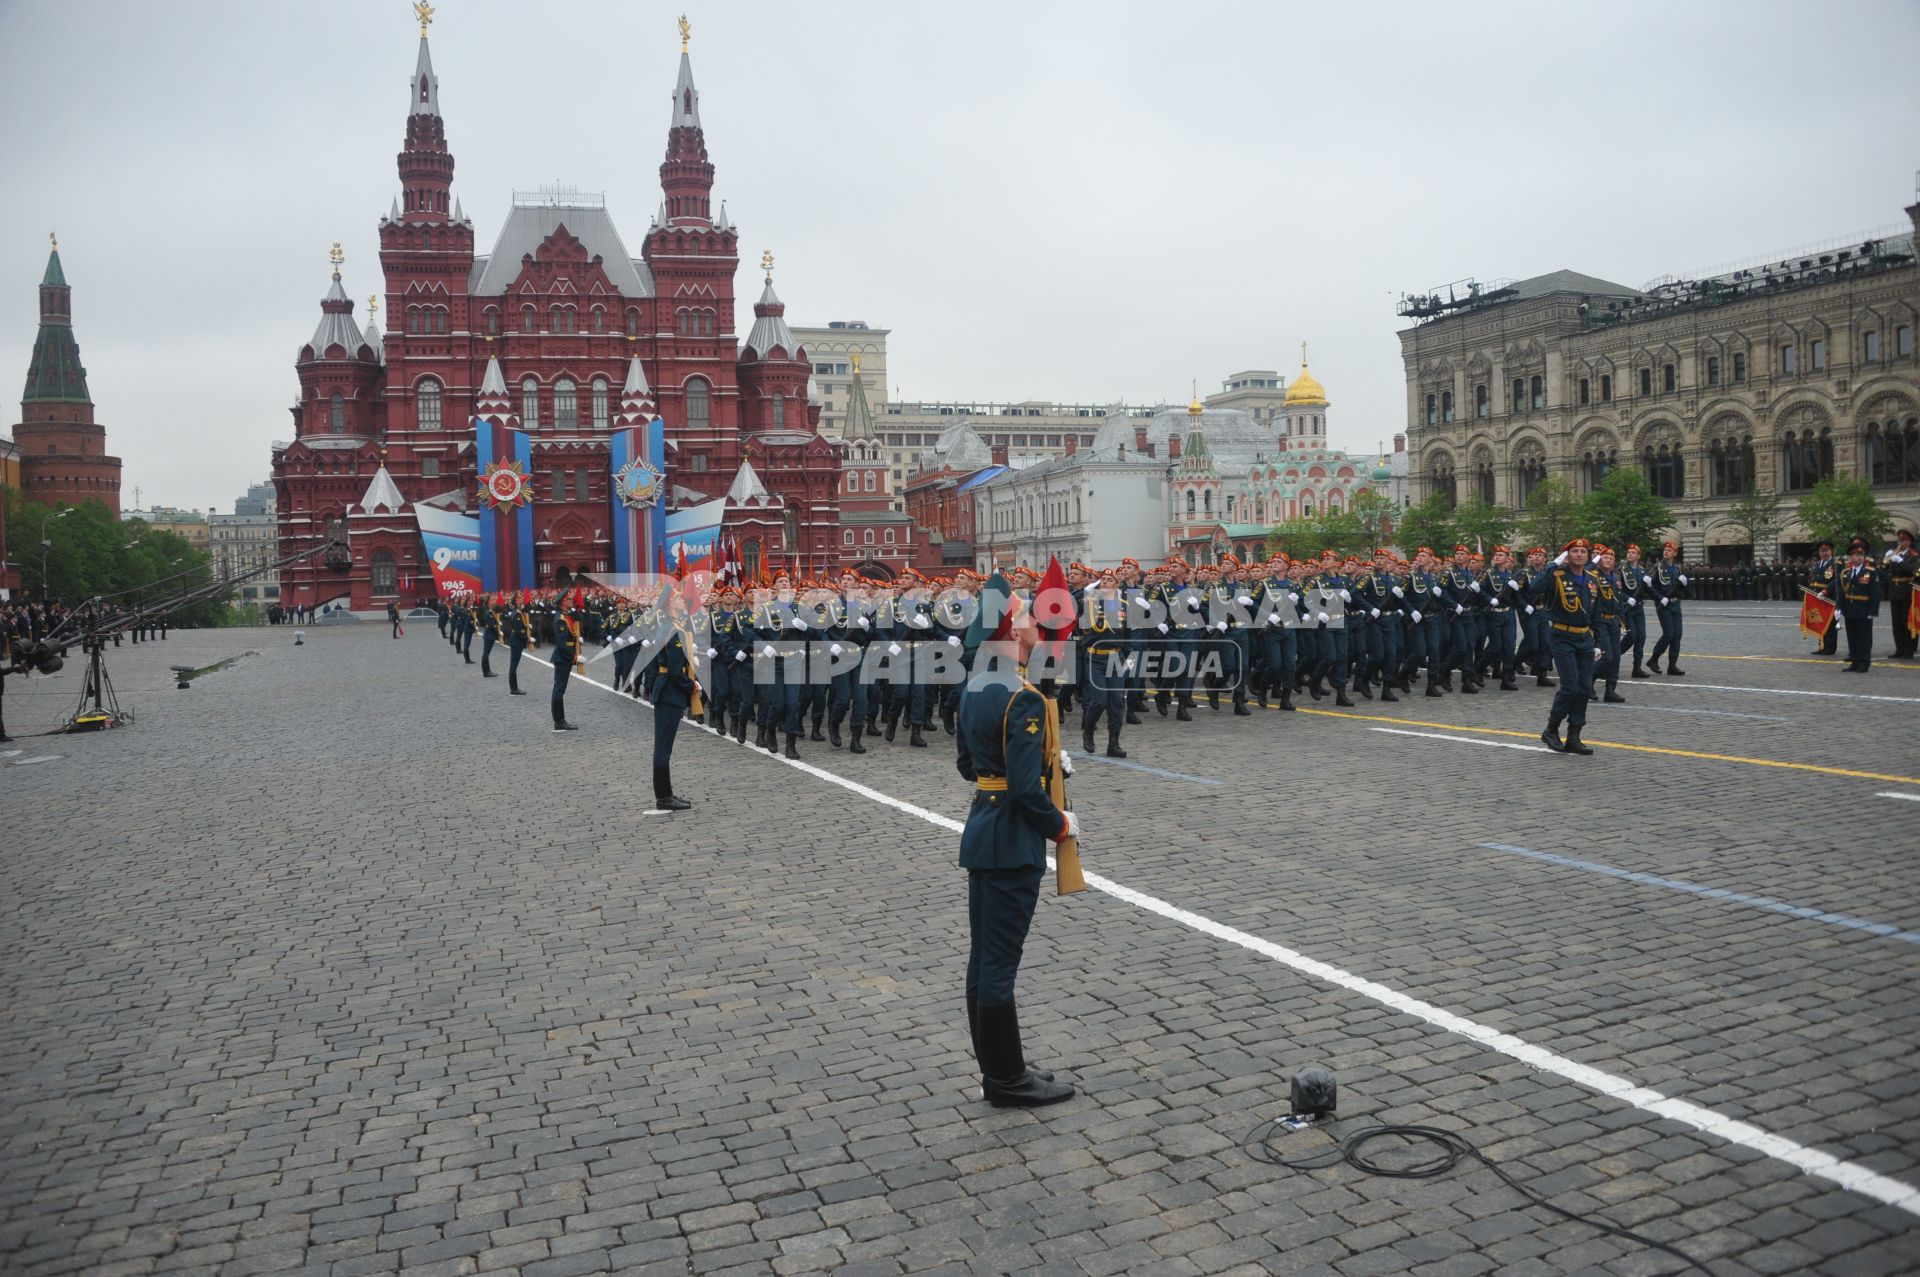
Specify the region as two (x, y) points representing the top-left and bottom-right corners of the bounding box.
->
(1283, 342), (1328, 407)
(414, 1), (434, 37)
(760, 249), (775, 281)
(679, 13), (690, 52)
(1187, 379), (1203, 417)
(329, 242), (344, 277)
(367, 294), (379, 316)
(851, 350), (863, 375)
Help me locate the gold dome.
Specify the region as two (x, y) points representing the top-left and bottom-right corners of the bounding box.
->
(1188, 379), (1204, 417)
(1284, 361), (1328, 408)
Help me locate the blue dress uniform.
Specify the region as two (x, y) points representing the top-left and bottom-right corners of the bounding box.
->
(1309, 567), (1356, 706)
(826, 593), (870, 752)
(649, 626), (696, 810)
(1406, 562), (1447, 696)
(954, 666), (1074, 1108)
(1078, 599), (1129, 755)
(1838, 543), (1882, 672)
(1618, 551), (1652, 676)
(551, 610), (582, 731)
(1647, 548), (1689, 674)
(749, 597), (787, 752)
(436, 599), (450, 639)
(1353, 562), (1399, 701)
(1439, 558), (1481, 692)
(1591, 562), (1626, 702)
(502, 603), (530, 695)
(478, 599), (499, 676)
(1806, 550), (1842, 656)
(1479, 561), (1521, 690)
(1529, 544), (1599, 754)
(1256, 570), (1298, 709)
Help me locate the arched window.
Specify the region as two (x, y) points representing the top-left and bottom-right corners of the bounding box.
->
(1709, 436), (1755, 496)
(864, 471), (877, 491)
(417, 377), (442, 429)
(1867, 417), (1920, 486)
(591, 306), (604, 334)
(1475, 383), (1489, 418)
(1642, 443), (1684, 498)
(1511, 378), (1526, 413)
(884, 528), (895, 544)
(329, 392), (344, 432)
(435, 307), (447, 335)
(844, 529), (854, 546)
(1663, 363), (1675, 393)
(626, 307), (640, 337)
(1581, 447), (1616, 494)
(522, 305), (535, 333)
(1302, 498), (1315, 517)
(1203, 489), (1213, 514)
(485, 307), (499, 335)
(864, 529), (875, 545)
(846, 472), (858, 492)
(407, 307), (420, 335)
(370, 550), (398, 596)
(550, 307), (565, 334)
(1425, 394), (1437, 426)
(554, 378), (578, 429)
(1530, 375), (1544, 409)
(521, 377), (540, 430)
(772, 393), (786, 427)
(1184, 490), (1196, 516)
(1476, 460), (1496, 504)
(1781, 427), (1833, 491)
(422, 229), (433, 252)
(591, 378), (610, 430)
(684, 377), (711, 428)
(1441, 390), (1454, 423)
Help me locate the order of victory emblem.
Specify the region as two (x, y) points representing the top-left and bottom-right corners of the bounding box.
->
(614, 456), (665, 510)
(479, 459), (533, 511)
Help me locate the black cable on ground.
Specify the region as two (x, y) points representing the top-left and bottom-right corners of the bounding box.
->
(1243, 1117), (1712, 1275)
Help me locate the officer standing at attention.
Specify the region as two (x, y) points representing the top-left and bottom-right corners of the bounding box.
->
(955, 573), (1078, 1108)
(1646, 540), (1689, 676)
(502, 594), (530, 695)
(1531, 538), (1599, 755)
(1806, 539), (1842, 657)
(552, 591), (583, 732)
(1839, 536), (1883, 673)
(649, 592), (697, 810)
(1885, 529), (1917, 660)
(478, 594), (499, 678)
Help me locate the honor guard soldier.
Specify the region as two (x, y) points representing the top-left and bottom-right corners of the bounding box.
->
(1806, 540), (1842, 656)
(1618, 544), (1652, 677)
(1481, 546), (1522, 691)
(1256, 556), (1298, 710)
(826, 571), (871, 753)
(1405, 548), (1447, 696)
(650, 591), (698, 811)
(1591, 545), (1627, 702)
(1530, 539), (1599, 754)
(478, 594), (500, 677)
(1839, 536), (1883, 672)
(1886, 529), (1917, 659)
(436, 596), (450, 640)
(1646, 541), (1689, 675)
(551, 590), (584, 732)
(1354, 550), (1400, 702)
(502, 593), (531, 695)
(1078, 577), (1129, 756)
(954, 573), (1077, 1108)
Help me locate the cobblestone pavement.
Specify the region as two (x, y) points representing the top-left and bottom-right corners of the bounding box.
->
(3, 604), (1917, 1277)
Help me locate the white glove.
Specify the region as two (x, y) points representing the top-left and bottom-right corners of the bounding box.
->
(1316, 612), (1330, 624)
(1678, 574), (1689, 586)
(640, 637), (653, 648)
(1062, 811), (1081, 840)
(1411, 609), (1423, 623)
(760, 645), (775, 658)
(1338, 589), (1351, 603)
(734, 651), (747, 663)
(1554, 551), (1569, 566)
(910, 614), (930, 628)
(1523, 605), (1535, 615)
(1290, 592), (1302, 604)
(1236, 594), (1253, 606)
(1626, 597), (1637, 606)
(1156, 622), (1169, 634)
(1454, 604), (1465, 615)
(1369, 608), (1381, 619)
(1468, 581), (1481, 593)
(1660, 597), (1670, 607)
(794, 615), (808, 630)
(1121, 658), (1136, 673)
(705, 646), (717, 658)
(1186, 599), (1201, 612)
(1267, 613), (1281, 627)
(947, 635), (962, 648)
(856, 615), (870, 630)
(1059, 751), (1074, 777)
(887, 643), (902, 656)
(829, 643), (843, 656)
(1391, 586), (1404, 598)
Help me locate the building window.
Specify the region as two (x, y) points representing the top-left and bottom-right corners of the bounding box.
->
(591, 306), (604, 334)
(1475, 383), (1488, 417)
(416, 377), (442, 429)
(554, 378), (578, 429)
(884, 528), (895, 544)
(864, 471), (876, 491)
(1900, 326), (1914, 357)
(1864, 331), (1880, 362)
(1581, 448), (1616, 494)
(550, 470), (563, 501)
(1184, 490), (1196, 516)
(329, 392), (344, 432)
(485, 307), (499, 335)
(846, 472), (858, 492)
(1866, 418), (1920, 486)
(626, 307), (641, 337)
(591, 377), (609, 429)
(1780, 427), (1833, 491)
(1441, 390), (1454, 423)
(1781, 344), (1797, 375)
(772, 393), (785, 427)
(574, 470), (589, 501)
(521, 377), (540, 429)
(1425, 394), (1436, 426)
(1579, 378), (1590, 405)
(1642, 443), (1683, 498)
(421, 456), (441, 480)
(1706, 356), (1720, 386)
(522, 305), (535, 333)
(690, 453), (709, 473)
(1203, 490), (1213, 514)
(1511, 378), (1525, 413)
(844, 529), (854, 546)
(370, 550), (397, 596)
(684, 377), (711, 428)
(864, 529), (875, 545)
(1515, 452), (1546, 505)
(1662, 363), (1675, 393)
(1732, 352), (1747, 381)
(1639, 367), (1653, 397)
(1528, 376), (1543, 409)
(1709, 436), (1753, 496)
(1600, 374), (1612, 402)
(1811, 339), (1825, 371)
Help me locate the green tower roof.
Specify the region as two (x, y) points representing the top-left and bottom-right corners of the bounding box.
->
(24, 246), (90, 404)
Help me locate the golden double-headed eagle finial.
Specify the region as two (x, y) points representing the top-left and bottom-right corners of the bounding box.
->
(415, 1), (435, 37)
(49, 231), (58, 251)
(760, 250), (775, 279)
(679, 14), (690, 52)
(329, 242), (345, 274)
(851, 351), (862, 375)
(368, 294), (379, 315)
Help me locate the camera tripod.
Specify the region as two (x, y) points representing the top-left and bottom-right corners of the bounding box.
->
(67, 633), (130, 731)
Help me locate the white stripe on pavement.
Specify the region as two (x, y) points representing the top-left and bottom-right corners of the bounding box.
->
(1876, 792), (1920, 803)
(517, 651), (1920, 1220)
(1371, 727), (1553, 753)
(1636, 680), (1920, 705)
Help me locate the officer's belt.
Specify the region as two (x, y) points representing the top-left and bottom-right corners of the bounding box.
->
(1551, 622), (1591, 635)
(974, 776), (1008, 792)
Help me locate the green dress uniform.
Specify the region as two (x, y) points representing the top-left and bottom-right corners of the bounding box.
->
(954, 667), (1074, 1108)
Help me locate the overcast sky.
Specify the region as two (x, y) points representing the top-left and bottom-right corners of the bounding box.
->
(2, 0), (1916, 511)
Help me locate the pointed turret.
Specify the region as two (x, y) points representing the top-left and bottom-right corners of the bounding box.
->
(354, 460), (408, 515)
(842, 355), (876, 442)
(726, 458), (773, 505)
(742, 277), (798, 361)
(411, 29), (439, 116)
(617, 353), (656, 427)
(303, 251), (373, 362)
(659, 17), (714, 225)
(475, 349), (515, 426)
(714, 201), (731, 233)
(397, 9), (454, 221)
(363, 295), (385, 366)
(24, 241), (88, 404)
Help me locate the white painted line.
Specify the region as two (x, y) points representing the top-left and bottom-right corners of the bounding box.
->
(0, 749), (21, 758)
(516, 650), (1920, 1219)
(1876, 792), (1920, 803)
(12, 756), (61, 767)
(1602, 703), (1790, 722)
(1371, 727), (1553, 753)
(1636, 680), (1920, 706)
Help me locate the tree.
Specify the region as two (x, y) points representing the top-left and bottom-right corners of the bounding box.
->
(1391, 493), (1455, 557)
(1724, 482), (1784, 558)
(1797, 476), (1896, 549)
(1349, 489), (1397, 551)
(1449, 497), (1513, 553)
(2, 487), (232, 625)
(1516, 477), (1583, 553)
(1582, 468), (1673, 554)
(1266, 509), (1365, 561)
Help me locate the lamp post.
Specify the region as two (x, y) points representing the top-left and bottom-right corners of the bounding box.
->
(39, 506), (73, 598)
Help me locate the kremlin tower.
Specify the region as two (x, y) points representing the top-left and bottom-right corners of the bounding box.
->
(13, 236), (122, 515)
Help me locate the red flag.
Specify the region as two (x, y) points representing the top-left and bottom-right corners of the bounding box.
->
(1799, 587), (1836, 640)
(1910, 581), (1920, 640)
(676, 540), (689, 579)
(1034, 554), (1076, 669)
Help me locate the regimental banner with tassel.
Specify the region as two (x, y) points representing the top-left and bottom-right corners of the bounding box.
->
(1799, 586), (1837, 640)
(1043, 693), (1084, 895)
(1036, 556), (1083, 895)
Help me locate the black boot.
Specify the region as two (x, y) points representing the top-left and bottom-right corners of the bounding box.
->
(909, 724), (928, 748)
(1541, 716), (1566, 752)
(765, 724), (780, 754)
(848, 726), (866, 755)
(1631, 662), (1649, 679)
(784, 732), (801, 760)
(1280, 687), (1296, 711)
(1426, 675), (1443, 698)
(1499, 667), (1519, 691)
(1564, 725), (1594, 755)
(1156, 692), (1169, 717)
(942, 706), (957, 736)
(1106, 726), (1127, 758)
(1603, 682), (1625, 703)
(1125, 708), (1142, 725)
(1257, 686), (1269, 709)
(977, 1000), (1073, 1108)
(828, 713), (844, 749)
(1354, 677), (1372, 701)
(1461, 676), (1479, 694)
(510, 678), (526, 696)
(1308, 675), (1325, 701)
(652, 764), (691, 812)
(810, 719), (826, 743)
(1175, 703), (1193, 722)
(884, 711), (899, 743)
(734, 715), (748, 744)
(1536, 670), (1556, 688)
(1666, 655), (1685, 676)
(967, 994), (1051, 1082)
(1334, 687), (1355, 707)
(1083, 720), (1097, 753)
(1232, 692), (1251, 716)
(1379, 683), (1398, 702)
(1207, 692), (1220, 711)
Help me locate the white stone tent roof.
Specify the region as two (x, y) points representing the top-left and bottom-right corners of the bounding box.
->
(355, 464), (407, 515)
